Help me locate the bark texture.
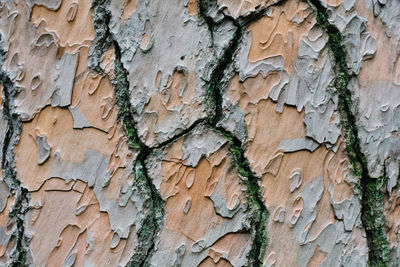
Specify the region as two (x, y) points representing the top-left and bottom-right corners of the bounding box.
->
(0, 0), (398, 266)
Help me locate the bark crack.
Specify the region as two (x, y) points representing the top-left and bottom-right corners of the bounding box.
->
(0, 0), (390, 265)
(0, 43), (30, 266)
(198, 2), (268, 266)
(113, 41), (164, 267)
(90, 1), (164, 265)
(89, 0), (280, 266)
(89, 0), (163, 267)
(306, 0), (389, 266)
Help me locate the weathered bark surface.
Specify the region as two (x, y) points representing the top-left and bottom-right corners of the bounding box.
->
(0, 0), (398, 266)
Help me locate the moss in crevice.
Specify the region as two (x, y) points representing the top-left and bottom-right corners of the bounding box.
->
(112, 43), (164, 267)
(89, 4), (164, 266)
(198, 1), (269, 265)
(198, 0), (242, 124)
(91, 0), (270, 265)
(307, 0), (389, 265)
(214, 128), (268, 266)
(111, 41), (142, 150)
(126, 160), (163, 267)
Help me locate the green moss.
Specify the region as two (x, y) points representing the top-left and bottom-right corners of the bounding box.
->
(198, 0), (242, 125)
(126, 161), (163, 267)
(307, 0), (389, 265)
(112, 47), (164, 267)
(91, 1), (269, 265)
(110, 48), (142, 149)
(213, 128), (267, 266)
(89, 3), (164, 264)
(362, 174), (388, 266)
(197, 1), (268, 263)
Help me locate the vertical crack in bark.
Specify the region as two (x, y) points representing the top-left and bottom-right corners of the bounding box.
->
(90, 1), (165, 266)
(112, 42), (164, 267)
(0, 44), (29, 266)
(306, 0), (389, 265)
(198, 1), (268, 266)
(0, 0), (391, 265)
(198, 0), (229, 124)
(89, 0), (393, 265)
(89, 0), (113, 73)
(91, 0), (271, 265)
(214, 128), (268, 267)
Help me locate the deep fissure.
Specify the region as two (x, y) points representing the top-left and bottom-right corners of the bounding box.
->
(0, 45), (29, 266)
(90, 1), (166, 265)
(86, 0), (393, 265)
(213, 126), (268, 267)
(91, 0), (399, 265)
(90, 0), (270, 265)
(113, 40), (164, 267)
(198, 1), (269, 265)
(306, 0), (389, 265)
(0, 0), (392, 265)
